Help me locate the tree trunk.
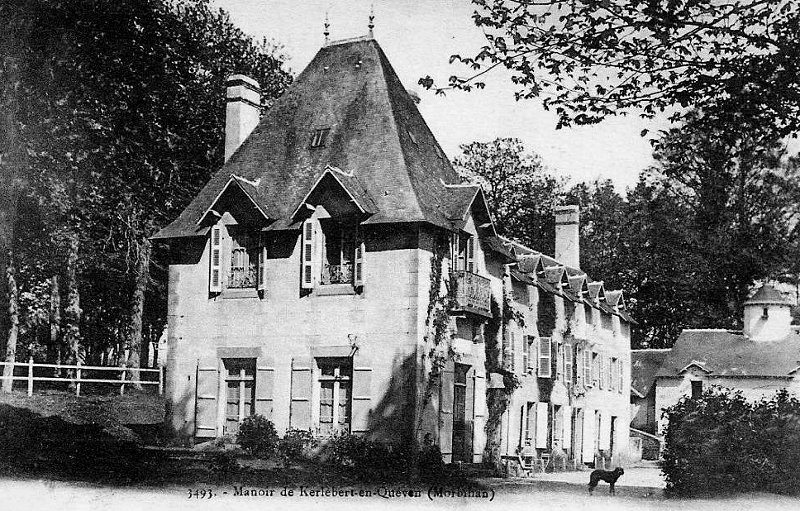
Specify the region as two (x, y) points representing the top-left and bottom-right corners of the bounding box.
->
(2, 251), (18, 393)
(50, 275), (61, 375)
(125, 237), (151, 389)
(63, 236), (82, 375)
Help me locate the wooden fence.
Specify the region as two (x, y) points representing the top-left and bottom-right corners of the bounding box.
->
(0, 358), (164, 396)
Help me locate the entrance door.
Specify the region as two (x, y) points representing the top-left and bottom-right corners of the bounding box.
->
(610, 416), (617, 457)
(223, 358), (256, 435)
(452, 364), (469, 462)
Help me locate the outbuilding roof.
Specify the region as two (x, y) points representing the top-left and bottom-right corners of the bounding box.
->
(631, 349), (670, 396)
(745, 284), (791, 306)
(656, 329), (800, 379)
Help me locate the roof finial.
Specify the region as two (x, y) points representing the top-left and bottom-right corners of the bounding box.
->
(324, 12), (330, 45)
(368, 4), (375, 38)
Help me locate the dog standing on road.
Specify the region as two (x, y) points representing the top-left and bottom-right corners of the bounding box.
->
(588, 467), (624, 495)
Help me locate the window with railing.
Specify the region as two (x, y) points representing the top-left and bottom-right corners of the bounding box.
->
(228, 229), (258, 289)
(320, 220), (356, 285)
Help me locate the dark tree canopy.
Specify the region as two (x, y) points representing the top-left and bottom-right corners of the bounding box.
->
(420, 0), (800, 137)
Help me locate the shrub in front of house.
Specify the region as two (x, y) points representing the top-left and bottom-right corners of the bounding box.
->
(277, 428), (318, 468)
(661, 388), (800, 496)
(322, 432), (414, 481)
(236, 414), (278, 458)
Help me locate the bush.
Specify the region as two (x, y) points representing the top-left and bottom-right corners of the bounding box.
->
(661, 388), (800, 496)
(236, 415), (278, 458)
(323, 432), (413, 481)
(418, 443), (444, 481)
(209, 450), (239, 474)
(277, 429), (317, 468)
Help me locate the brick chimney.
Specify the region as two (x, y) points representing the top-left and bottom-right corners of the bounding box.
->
(554, 205), (580, 268)
(225, 74), (261, 162)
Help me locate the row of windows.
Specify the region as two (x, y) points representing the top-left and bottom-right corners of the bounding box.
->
(209, 219), (364, 293)
(510, 335), (624, 393)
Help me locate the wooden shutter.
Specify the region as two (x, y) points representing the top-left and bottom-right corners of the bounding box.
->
(556, 344), (564, 379)
(522, 336), (529, 373)
(565, 344), (573, 383)
(466, 237), (474, 273)
(290, 356), (313, 429)
(255, 357), (275, 419)
(301, 219), (319, 289)
(598, 355), (604, 389)
(538, 337), (552, 378)
(472, 371), (486, 460)
(535, 402), (549, 449)
(618, 359), (624, 394)
(354, 241), (365, 287)
(562, 405), (572, 448)
(582, 410), (595, 460)
(509, 332), (516, 373)
(257, 245), (267, 291)
(584, 350), (592, 384)
(439, 365), (455, 460)
(209, 226), (222, 293)
(351, 355), (372, 433)
(575, 347), (583, 386)
(195, 358), (219, 438)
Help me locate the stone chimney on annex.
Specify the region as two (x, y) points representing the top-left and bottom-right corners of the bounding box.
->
(225, 74), (261, 162)
(554, 205), (580, 268)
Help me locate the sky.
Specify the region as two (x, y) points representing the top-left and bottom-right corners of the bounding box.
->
(214, 0), (672, 193)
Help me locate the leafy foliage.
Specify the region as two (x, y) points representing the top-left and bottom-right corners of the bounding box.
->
(0, 0), (290, 364)
(276, 428), (317, 468)
(322, 432), (413, 481)
(235, 414), (279, 458)
(661, 388), (800, 495)
(421, 0), (800, 137)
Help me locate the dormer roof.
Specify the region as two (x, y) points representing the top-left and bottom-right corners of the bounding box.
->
(745, 284), (791, 306)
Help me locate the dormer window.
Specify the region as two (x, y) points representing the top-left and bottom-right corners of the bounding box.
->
(300, 217), (364, 290)
(450, 233), (475, 273)
(209, 224), (266, 293)
(310, 128), (330, 148)
(762, 307), (769, 319)
(228, 228), (258, 288)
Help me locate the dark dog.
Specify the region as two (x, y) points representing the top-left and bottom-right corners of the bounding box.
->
(588, 467), (624, 495)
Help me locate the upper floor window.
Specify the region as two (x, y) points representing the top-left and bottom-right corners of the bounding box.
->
(309, 128), (330, 148)
(209, 225), (266, 293)
(584, 304), (593, 325)
(450, 233), (475, 273)
(301, 217), (364, 290)
(601, 312), (613, 330)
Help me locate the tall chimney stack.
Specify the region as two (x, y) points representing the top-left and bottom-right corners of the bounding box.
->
(225, 74), (261, 162)
(554, 205), (580, 268)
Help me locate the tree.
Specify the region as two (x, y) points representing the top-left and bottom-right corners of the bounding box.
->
(454, 138), (566, 253)
(1, 0), (291, 372)
(420, 0), (800, 137)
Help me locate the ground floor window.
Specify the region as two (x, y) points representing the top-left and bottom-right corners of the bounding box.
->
(691, 380), (703, 399)
(223, 358), (256, 435)
(317, 358), (352, 435)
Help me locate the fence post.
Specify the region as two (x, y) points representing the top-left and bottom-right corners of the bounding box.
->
(158, 365), (164, 395)
(76, 360), (82, 397)
(27, 357), (34, 396)
(120, 367), (126, 396)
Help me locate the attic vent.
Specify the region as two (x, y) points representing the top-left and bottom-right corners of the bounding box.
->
(310, 128), (330, 148)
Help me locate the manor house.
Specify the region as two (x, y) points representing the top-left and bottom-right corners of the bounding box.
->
(154, 32), (634, 467)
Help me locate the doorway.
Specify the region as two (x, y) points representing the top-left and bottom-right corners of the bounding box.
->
(452, 364), (470, 462)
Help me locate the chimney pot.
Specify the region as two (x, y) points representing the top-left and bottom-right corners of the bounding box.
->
(554, 205), (580, 268)
(225, 74), (261, 162)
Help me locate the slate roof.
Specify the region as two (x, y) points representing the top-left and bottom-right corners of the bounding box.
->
(631, 349), (670, 396)
(154, 36), (475, 239)
(656, 329), (800, 378)
(745, 284), (791, 306)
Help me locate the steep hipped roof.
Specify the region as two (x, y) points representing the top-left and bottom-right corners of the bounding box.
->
(631, 349), (670, 396)
(154, 36), (472, 239)
(745, 284), (791, 306)
(656, 329), (800, 378)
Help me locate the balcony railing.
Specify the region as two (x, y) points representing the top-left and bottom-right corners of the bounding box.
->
(322, 263), (354, 285)
(450, 270), (492, 318)
(228, 265), (257, 289)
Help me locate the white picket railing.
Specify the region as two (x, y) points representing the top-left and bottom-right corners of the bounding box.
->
(0, 358), (164, 396)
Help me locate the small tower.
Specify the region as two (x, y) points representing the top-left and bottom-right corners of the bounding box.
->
(743, 284), (792, 342)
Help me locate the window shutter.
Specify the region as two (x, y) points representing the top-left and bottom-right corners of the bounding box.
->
(255, 356), (275, 418)
(439, 365), (455, 461)
(209, 226), (223, 293)
(510, 332), (516, 373)
(301, 219), (319, 289)
(538, 337), (552, 378)
(257, 245), (267, 291)
(351, 354), (372, 433)
(584, 350), (592, 384)
(466, 237), (474, 273)
(562, 405), (572, 448)
(575, 347), (583, 386)
(582, 410), (595, 461)
(473, 371), (487, 460)
(565, 344), (573, 383)
(195, 358), (220, 438)
(598, 356), (604, 389)
(556, 344), (564, 380)
(618, 360), (624, 394)
(354, 241), (365, 287)
(522, 336), (530, 373)
(449, 233), (458, 273)
(290, 356), (313, 429)
(535, 402), (549, 449)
